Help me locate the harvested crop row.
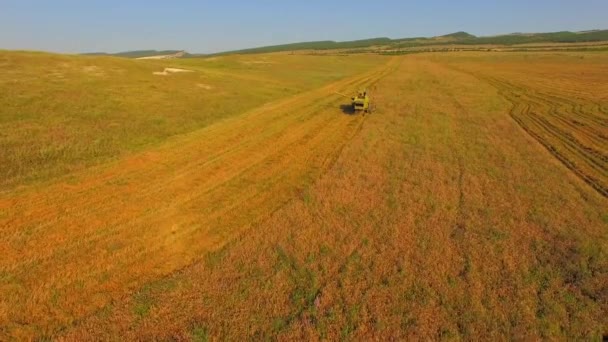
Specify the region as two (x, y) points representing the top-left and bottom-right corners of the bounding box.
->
(0, 57), (397, 339)
(486, 77), (608, 197)
(443, 54), (608, 198)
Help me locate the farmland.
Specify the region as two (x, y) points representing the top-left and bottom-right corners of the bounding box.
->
(0, 52), (383, 190)
(0, 50), (607, 340)
(448, 54), (608, 196)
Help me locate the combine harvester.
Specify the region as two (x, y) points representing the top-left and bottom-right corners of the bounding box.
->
(336, 90), (372, 114)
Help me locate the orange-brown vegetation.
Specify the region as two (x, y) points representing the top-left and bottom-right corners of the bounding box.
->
(441, 53), (608, 197)
(1, 52), (607, 340)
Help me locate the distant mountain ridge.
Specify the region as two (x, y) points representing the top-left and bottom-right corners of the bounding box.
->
(213, 37), (394, 56)
(211, 29), (608, 55)
(82, 29), (608, 58)
(439, 31), (476, 39)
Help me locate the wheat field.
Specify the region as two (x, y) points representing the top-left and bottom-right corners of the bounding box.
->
(0, 50), (607, 340)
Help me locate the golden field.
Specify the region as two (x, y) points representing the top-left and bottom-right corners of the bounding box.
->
(0, 50), (607, 340)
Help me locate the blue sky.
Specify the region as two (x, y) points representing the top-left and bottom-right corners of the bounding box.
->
(1, 0), (606, 54)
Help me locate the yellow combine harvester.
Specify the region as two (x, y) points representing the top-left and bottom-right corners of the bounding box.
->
(351, 89), (370, 113)
(336, 89), (371, 113)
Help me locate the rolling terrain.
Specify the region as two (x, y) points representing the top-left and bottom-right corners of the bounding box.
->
(213, 30), (608, 55)
(0, 50), (607, 340)
(0, 51), (383, 190)
(80, 29), (608, 59)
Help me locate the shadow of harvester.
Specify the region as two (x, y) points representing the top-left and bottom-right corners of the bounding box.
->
(340, 104), (356, 115)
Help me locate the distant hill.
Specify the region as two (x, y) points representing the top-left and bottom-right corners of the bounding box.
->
(214, 30), (608, 55)
(82, 29), (608, 58)
(216, 37), (393, 55)
(439, 31), (477, 39)
(459, 30), (608, 45)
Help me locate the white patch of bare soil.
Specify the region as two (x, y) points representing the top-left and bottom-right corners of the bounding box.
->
(196, 83), (213, 90)
(153, 68), (194, 76)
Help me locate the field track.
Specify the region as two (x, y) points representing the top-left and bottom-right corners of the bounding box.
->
(485, 77), (608, 197)
(445, 56), (608, 198)
(0, 57), (398, 336)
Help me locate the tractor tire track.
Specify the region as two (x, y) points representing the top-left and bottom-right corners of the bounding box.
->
(489, 79), (608, 197)
(446, 65), (608, 198)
